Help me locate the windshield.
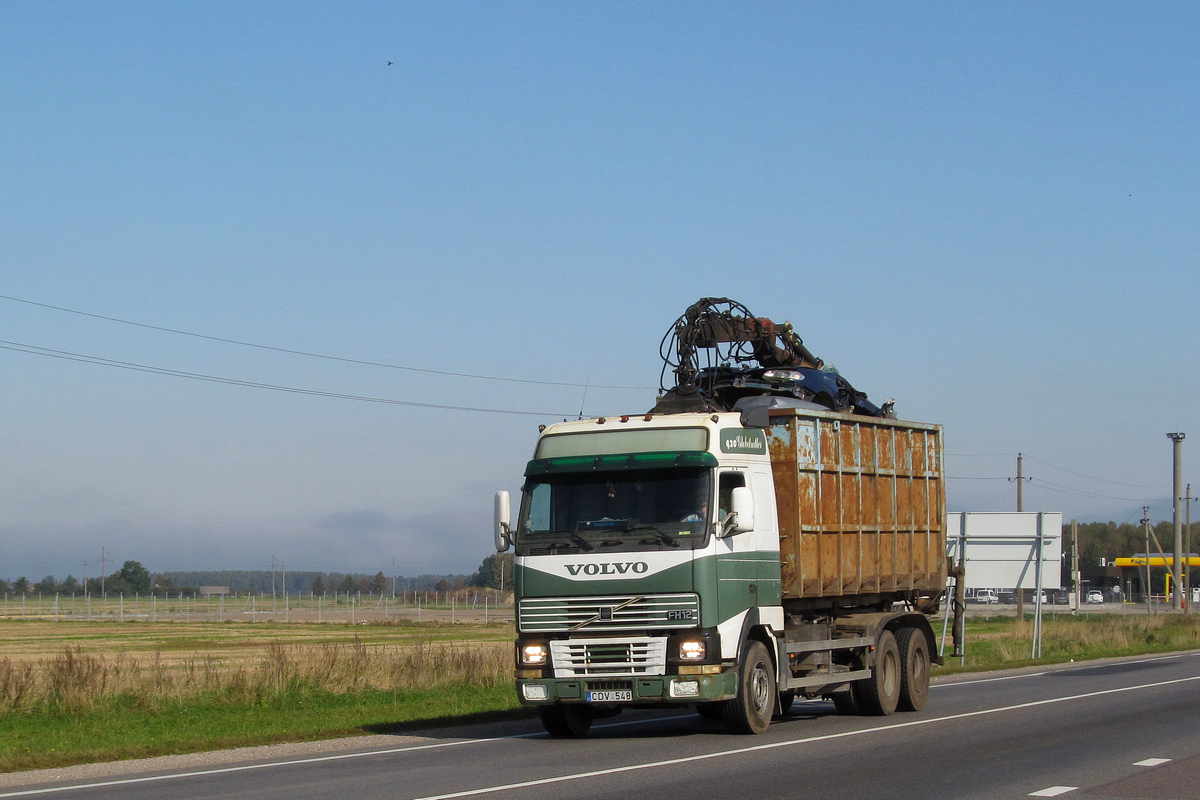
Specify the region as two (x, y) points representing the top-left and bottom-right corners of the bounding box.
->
(517, 468), (712, 554)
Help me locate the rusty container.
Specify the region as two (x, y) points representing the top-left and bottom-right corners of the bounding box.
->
(766, 409), (946, 600)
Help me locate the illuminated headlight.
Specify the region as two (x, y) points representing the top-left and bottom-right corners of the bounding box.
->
(519, 643), (548, 666)
(679, 640), (706, 660)
(522, 684), (549, 701)
(671, 680), (699, 698)
(762, 369), (803, 382)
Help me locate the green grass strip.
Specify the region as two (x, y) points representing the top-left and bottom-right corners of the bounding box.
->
(0, 685), (526, 773)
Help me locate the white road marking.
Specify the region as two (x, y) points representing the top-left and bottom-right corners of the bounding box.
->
(1029, 786), (1077, 797)
(3, 669), (1197, 799)
(0, 714), (695, 799)
(934, 652), (1198, 690)
(1133, 757), (1172, 766)
(403, 674), (1200, 800)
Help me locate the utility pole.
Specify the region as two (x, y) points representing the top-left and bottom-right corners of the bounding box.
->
(271, 555), (277, 602)
(1009, 453), (1031, 512)
(100, 546), (107, 596)
(1186, 484), (1194, 614)
(83, 561), (88, 596)
(1142, 506), (1153, 614)
(1168, 433), (1185, 610)
(1071, 518), (1080, 614)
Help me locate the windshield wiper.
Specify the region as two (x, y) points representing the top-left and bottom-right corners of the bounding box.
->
(629, 525), (680, 548)
(564, 531), (595, 552)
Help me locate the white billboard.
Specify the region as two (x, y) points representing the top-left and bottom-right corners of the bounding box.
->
(945, 512), (1062, 590)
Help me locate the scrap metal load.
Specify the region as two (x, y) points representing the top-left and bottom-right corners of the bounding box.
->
(652, 297), (894, 418)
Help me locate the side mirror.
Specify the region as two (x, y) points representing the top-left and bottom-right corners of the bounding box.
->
(723, 486), (755, 536)
(494, 491), (512, 552)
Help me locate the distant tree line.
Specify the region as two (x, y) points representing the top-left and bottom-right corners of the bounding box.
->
(0, 562), (517, 598)
(0, 561), (152, 597)
(159, 570), (474, 596)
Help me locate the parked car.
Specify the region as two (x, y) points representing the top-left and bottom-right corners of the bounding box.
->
(973, 589), (999, 604)
(1086, 590), (1104, 604)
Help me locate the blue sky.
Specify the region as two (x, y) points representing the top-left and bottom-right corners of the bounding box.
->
(2, 2), (1197, 581)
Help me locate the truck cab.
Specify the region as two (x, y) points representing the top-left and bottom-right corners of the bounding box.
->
(497, 414), (777, 729)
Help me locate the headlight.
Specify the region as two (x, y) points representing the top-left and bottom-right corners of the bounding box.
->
(519, 643), (548, 666)
(679, 640), (706, 660)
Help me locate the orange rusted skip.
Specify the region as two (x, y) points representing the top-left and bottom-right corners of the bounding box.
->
(767, 409), (946, 600)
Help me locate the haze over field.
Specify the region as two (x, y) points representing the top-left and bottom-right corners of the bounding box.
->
(1, 3), (1197, 580)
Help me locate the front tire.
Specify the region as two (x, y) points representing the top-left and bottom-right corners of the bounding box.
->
(721, 640), (776, 734)
(539, 705), (593, 736)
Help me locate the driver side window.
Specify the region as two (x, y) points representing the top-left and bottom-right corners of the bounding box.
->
(718, 472), (745, 523)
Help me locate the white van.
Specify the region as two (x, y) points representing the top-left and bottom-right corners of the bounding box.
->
(974, 588), (999, 604)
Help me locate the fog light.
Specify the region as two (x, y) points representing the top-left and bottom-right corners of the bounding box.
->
(679, 640), (706, 660)
(522, 684), (549, 701)
(671, 680), (699, 698)
(520, 643), (548, 666)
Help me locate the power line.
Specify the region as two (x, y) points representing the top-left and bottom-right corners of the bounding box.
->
(946, 476), (1011, 481)
(946, 452), (1018, 457)
(1027, 477), (1156, 503)
(0, 292), (652, 391)
(1021, 455), (1159, 489)
(0, 339), (569, 417)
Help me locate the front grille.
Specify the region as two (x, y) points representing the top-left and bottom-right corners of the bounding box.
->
(519, 593), (699, 633)
(550, 637), (667, 677)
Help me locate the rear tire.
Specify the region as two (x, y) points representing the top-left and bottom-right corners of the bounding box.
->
(539, 705), (593, 736)
(857, 630), (900, 716)
(831, 686), (860, 715)
(720, 640), (776, 734)
(896, 626), (930, 712)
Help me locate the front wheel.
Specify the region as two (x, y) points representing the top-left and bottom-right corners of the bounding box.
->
(721, 640), (776, 734)
(539, 704), (593, 736)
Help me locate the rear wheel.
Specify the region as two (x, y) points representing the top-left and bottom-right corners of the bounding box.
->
(539, 704), (593, 736)
(896, 626), (931, 712)
(831, 686), (860, 715)
(856, 630), (900, 716)
(720, 640), (776, 734)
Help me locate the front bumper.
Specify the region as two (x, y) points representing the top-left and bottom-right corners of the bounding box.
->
(515, 667), (738, 706)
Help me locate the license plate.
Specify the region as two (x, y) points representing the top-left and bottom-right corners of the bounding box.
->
(586, 690), (632, 702)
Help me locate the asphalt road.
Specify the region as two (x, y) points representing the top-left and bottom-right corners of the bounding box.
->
(5, 651), (1199, 800)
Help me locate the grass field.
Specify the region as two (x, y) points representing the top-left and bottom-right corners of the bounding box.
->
(1, 612), (1198, 773)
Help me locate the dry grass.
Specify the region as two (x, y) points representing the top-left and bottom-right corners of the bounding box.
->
(0, 638), (510, 715)
(944, 612), (1200, 671)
